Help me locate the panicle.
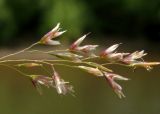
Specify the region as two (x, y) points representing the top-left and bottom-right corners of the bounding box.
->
(70, 34), (87, 50)
(43, 39), (61, 45)
(40, 23), (66, 45)
(31, 75), (54, 88)
(123, 50), (147, 63)
(4, 23), (160, 99)
(15, 63), (42, 67)
(130, 62), (160, 71)
(31, 75), (54, 95)
(106, 52), (129, 61)
(69, 33), (98, 56)
(104, 72), (129, 98)
(100, 43), (121, 57)
(100, 43), (130, 62)
(76, 45), (99, 53)
(77, 66), (103, 76)
(52, 68), (74, 95)
(48, 52), (83, 62)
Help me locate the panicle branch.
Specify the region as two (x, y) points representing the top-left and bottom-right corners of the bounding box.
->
(0, 23), (159, 98)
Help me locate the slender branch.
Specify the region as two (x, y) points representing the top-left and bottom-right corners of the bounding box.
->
(102, 62), (131, 67)
(52, 63), (77, 68)
(0, 64), (29, 77)
(0, 42), (39, 60)
(0, 59), (77, 72)
(47, 49), (69, 53)
(82, 56), (100, 61)
(0, 59), (73, 64)
(28, 49), (101, 63)
(28, 49), (69, 54)
(0, 59), (103, 68)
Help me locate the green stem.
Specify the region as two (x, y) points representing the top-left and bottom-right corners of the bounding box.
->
(102, 62), (130, 67)
(0, 59), (73, 64)
(0, 59), (113, 72)
(0, 59), (76, 74)
(28, 49), (101, 63)
(52, 63), (77, 68)
(0, 64), (29, 77)
(82, 56), (100, 61)
(0, 42), (39, 60)
(47, 49), (69, 53)
(28, 49), (69, 54)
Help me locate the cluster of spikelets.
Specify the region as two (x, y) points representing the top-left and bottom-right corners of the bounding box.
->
(0, 23), (159, 98)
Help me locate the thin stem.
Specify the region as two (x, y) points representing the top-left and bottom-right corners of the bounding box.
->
(0, 64), (29, 77)
(0, 60), (55, 77)
(0, 59), (93, 67)
(0, 42), (39, 60)
(0, 59), (112, 72)
(82, 56), (100, 61)
(102, 62), (131, 67)
(28, 49), (69, 54)
(52, 63), (77, 68)
(47, 49), (69, 53)
(28, 49), (101, 63)
(0, 59), (73, 64)
(27, 50), (48, 54)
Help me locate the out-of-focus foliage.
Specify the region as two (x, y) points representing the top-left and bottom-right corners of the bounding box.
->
(0, 0), (16, 43)
(39, 0), (90, 38)
(0, 0), (159, 45)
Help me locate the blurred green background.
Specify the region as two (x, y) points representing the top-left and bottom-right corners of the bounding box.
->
(0, 0), (159, 46)
(0, 0), (160, 114)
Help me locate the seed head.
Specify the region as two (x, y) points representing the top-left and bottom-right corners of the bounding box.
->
(52, 68), (74, 95)
(130, 62), (160, 71)
(31, 75), (54, 95)
(78, 66), (103, 76)
(40, 23), (66, 45)
(70, 34), (87, 50)
(123, 50), (147, 63)
(100, 43), (121, 57)
(15, 63), (42, 67)
(104, 72), (129, 98)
